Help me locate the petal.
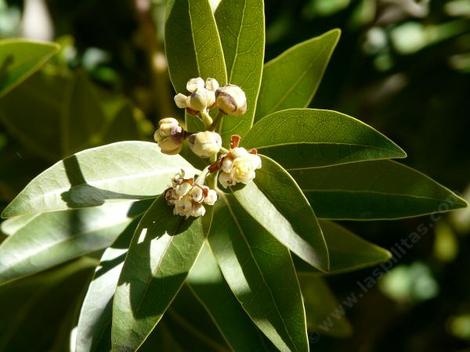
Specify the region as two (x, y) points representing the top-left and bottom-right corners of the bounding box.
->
(186, 77), (205, 92)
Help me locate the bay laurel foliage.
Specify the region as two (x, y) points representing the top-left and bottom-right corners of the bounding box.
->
(0, 1), (466, 351)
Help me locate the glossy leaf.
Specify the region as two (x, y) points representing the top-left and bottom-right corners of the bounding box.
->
(232, 155), (329, 271)
(215, 0), (265, 141)
(188, 242), (273, 351)
(208, 195), (308, 352)
(75, 221), (137, 352)
(0, 39), (59, 98)
(0, 200), (148, 285)
(243, 109), (406, 169)
(291, 160), (468, 220)
(255, 30), (340, 119)
(112, 196), (205, 351)
(165, 0), (227, 131)
(1, 141), (196, 218)
(298, 274), (352, 337)
(165, 0), (227, 93)
(295, 221), (392, 274)
(0, 213), (40, 236)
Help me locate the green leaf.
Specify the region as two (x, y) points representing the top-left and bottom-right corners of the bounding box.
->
(1, 213), (39, 236)
(298, 274), (352, 338)
(165, 0), (227, 93)
(112, 196), (205, 351)
(255, 30), (340, 119)
(1, 141), (196, 218)
(165, 0), (228, 130)
(296, 221), (392, 274)
(215, 0), (265, 141)
(232, 155), (329, 271)
(75, 221), (137, 352)
(208, 195), (308, 352)
(291, 160), (468, 220)
(0, 39), (59, 98)
(165, 285), (230, 351)
(0, 200), (148, 285)
(188, 242), (274, 351)
(243, 109), (406, 169)
(0, 70), (111, 160)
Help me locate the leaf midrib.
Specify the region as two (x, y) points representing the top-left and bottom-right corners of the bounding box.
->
(266, 42), (329, 114)
(0, 220), (129, 283)
(302, 188), (450, 202)
(220, 194), (299, 352)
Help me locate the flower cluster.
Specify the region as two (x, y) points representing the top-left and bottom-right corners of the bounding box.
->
(173, 77), (247, 117)
(154, 77), (261, 218)
(218, 147), (262, 188)
(165, 172), (217, 218)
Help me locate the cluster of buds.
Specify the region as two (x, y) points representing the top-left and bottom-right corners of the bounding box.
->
(174, 77), (247, 118)
(154, 77), (261, 218)
(165, 171), (217, 218)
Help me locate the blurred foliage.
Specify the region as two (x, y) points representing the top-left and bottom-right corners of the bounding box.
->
(0, 0), (469, 351)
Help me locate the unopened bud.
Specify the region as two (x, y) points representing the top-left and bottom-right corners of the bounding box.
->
(188, 131), (222, 158)
(154, 117), (184, 155)
(216, 84), (247, 115)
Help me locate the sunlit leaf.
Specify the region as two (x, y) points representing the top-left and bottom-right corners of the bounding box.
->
(209, 196), (308, 352)
(215, 0), (265, 141)
(232, 155), (329, 270)
(0, 39), (59, 98)
(1, 141), (196, 218)
(112, 196), (205, 351)
(188, 242), (274, 351)
(243, 108), (406, 169)
(255, 30), (340, 119)
(75, 221), (137, 352)
(0, 200), (148, 285)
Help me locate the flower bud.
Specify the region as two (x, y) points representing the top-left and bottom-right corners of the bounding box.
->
(154, 118), (184, 155)
(217, 146), (262, 188)
(191, 204), (206, 217)
(219, 172), (235, 188)
(216, 84), (247, 115)
(188, 131), (222, 158)
(174, 77), (220, 115)
(204, 189), (218, 205)
(189, 88), (215, 112)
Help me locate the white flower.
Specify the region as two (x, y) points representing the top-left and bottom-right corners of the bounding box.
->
(174, 77), (219, 115)
(165, 172), (218, 218)
(153, 117), (184, 155)
(204, 189), (218, 205)
(191, 204), (206, 217)
(216, 84), (247, 116)
(188, 131), (222, 158)
(218, 147), (262, 188)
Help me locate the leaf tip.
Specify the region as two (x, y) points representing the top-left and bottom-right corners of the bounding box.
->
(449, 193), (469, 210)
